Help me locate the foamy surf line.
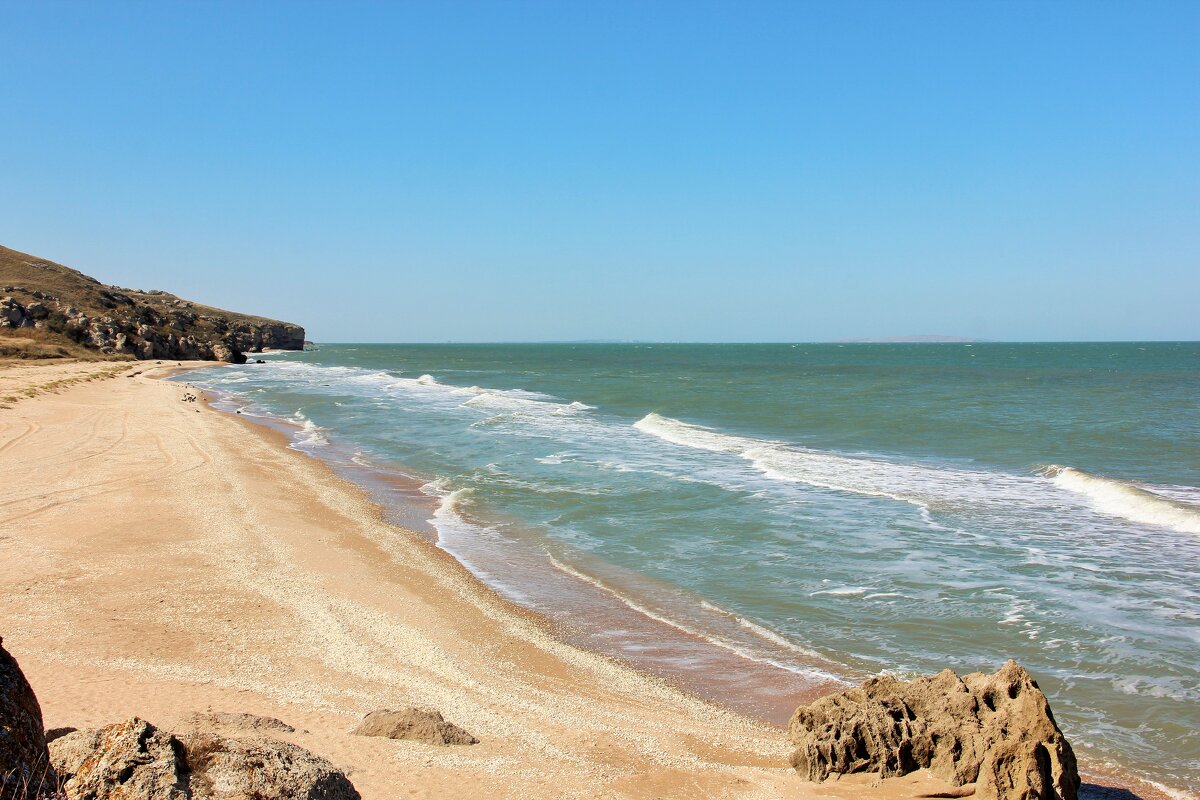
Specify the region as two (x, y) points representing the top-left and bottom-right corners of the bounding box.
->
(632, 412), (1022, 512)
(417, 475), (849, 699)
(635, 413), (1200, 537)
(1042, 465), (1200, 535)
(545, 554), (843, 683)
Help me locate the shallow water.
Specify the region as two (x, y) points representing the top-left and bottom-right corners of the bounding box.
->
(182, 343), (1200, 794)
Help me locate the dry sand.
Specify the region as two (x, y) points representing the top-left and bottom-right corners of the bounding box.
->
(0, 359), (999, 799)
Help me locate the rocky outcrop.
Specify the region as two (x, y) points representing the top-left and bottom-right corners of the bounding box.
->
(50, 718), (360, 800)
(50, 718), (189, 800)
(1, 245), (305, 362)
(0, 636), (55, 799)
(1, 296), (34, 329)
(788, 661), (1079, 800)
(350, 708), (478, 746)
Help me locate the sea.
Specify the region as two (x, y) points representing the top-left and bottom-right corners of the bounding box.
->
(178, 342), (1200, 796)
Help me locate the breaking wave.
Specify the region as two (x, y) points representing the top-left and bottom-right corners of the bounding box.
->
(289, 412), (329, 448)
(1042, 466), (1200, 535)
(632, 412), (1030, 512)
(635, 414), (1200, 538)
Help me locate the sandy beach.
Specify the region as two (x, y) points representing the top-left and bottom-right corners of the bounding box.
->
(0, 359), (974, 800)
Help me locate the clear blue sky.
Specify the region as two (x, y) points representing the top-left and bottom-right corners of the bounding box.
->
(2, 1), (1197, 342)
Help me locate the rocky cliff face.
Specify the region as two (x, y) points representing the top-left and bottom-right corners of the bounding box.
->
(0, 245), (305, 362)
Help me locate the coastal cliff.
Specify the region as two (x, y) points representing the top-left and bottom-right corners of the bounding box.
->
(0, 244), (305, 362)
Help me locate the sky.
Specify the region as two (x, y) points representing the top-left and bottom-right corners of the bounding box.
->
(1, 1), (1197, 342)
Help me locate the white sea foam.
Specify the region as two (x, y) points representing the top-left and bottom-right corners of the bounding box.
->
(698, 600), (825, 659)
(548, 556), (838, 681)
(1043, 466), (1200, 535)
(421, 478), (474, 518)
(633, 413), (1032, 512)
(810, 586), (871, 597)
(461, 391), (591, 416)
(294, 418), (329, 448)
(635, 414), (1200, 541)
(1144, 780), (1197, 800)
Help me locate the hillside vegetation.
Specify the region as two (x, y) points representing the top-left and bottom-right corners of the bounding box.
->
(0, 244), (305, 361)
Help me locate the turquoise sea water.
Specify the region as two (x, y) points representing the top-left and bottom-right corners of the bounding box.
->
(182, 343), (1199, 794)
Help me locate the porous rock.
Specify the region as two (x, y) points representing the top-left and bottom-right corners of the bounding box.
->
(351, 708), (478, 746)
(50, 718), (359, 800)
(789, 660), (1079, 800)
(50, 718), (188, 800)
(0, 636), (56, 799)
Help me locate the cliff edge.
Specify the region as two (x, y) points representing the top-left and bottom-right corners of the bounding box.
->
(0, 244), (305, 362)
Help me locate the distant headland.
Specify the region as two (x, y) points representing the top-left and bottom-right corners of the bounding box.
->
(833, 335), (989, 343)
(0, 244), (305, 362)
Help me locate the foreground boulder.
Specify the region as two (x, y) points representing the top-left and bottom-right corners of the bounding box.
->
(181, 733), (359, 799)
(789, 660), (1079, 800)
(351, 708), (478, 746)
(50, 717), (359, 800)
(0, 637), (56, 799)
(50, 719), (188, 800)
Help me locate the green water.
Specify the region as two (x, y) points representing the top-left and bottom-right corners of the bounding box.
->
(186, 342), (1200, 793)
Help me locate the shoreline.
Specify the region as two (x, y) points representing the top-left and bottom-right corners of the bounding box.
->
(0, 359), (958, 799)
(188, 374), (851, 727)
(184, 361), (1189, 800)
(0, 359), (1182, 799)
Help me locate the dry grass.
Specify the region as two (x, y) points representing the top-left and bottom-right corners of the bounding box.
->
(0, 329), (128, 361)
(0, 243), (289, 328)
(0, 361), (131, 409)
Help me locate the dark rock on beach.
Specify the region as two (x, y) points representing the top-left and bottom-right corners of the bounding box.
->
(351, 708), (478, 746)
(789, 660), (1079, 800)
(0, 636), (56, 799)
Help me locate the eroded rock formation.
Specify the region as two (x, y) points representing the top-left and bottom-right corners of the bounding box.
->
(50, 718), (188, 800)
(788, 660), (1079, 800)
(49, 717), (360, 800)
